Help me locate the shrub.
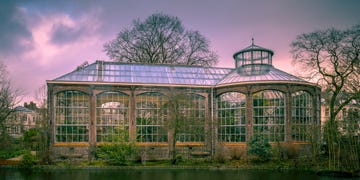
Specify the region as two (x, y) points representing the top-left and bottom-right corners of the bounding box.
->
(96, 143), (137, 165)
(282, 143), (299, 160)
(247, 134), (272, 162)
(172, 154), (184, 165)
(23, 128), (40, 151)
(20, 150), (37, 168)
(0, 149), (24, 159)
(230, 148), (245, 160)
(214, 145), (227, 163)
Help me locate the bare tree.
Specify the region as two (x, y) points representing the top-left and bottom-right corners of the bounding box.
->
(165, 90), (209, 164)
(0, 62), (21, 146)
(104, 13), (218, 67)
(291, 24), (360, 170)
(35, 84), (47, 110)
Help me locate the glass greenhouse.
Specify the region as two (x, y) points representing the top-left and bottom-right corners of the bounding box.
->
(47, 42), (321, 160)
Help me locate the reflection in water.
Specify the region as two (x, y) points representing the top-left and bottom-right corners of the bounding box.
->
(0, 168), (354, 180)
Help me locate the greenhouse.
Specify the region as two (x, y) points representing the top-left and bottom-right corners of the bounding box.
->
(47, 42), (321, 160)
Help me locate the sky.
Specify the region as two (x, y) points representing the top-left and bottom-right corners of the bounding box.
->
(1, 0), (359, 105)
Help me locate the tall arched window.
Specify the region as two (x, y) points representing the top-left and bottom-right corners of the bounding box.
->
(253, 90), (285, 142)
(217, 92), (246, 142)
(176, 93), (206, 142)
(136, 92), (168, 143)
(55, 90), (89, 142)
(96, 92), (129, 143)
(291, 91), (313, 142)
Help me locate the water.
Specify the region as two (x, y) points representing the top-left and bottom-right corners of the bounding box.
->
(0, 168), (357, 180)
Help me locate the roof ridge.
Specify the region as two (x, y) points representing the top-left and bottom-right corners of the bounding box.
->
(14, 106), (34, 112)
(51, 60), (311, 87)
(94, 60), (234, 69)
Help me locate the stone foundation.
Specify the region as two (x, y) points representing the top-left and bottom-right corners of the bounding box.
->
(49, 143), (313, 162)
(50, 146), (90, 162)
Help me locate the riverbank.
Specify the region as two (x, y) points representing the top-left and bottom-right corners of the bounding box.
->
(0, 165), (359, 179)
(1, 158), (359, 178)
(3, 166), (350, 180)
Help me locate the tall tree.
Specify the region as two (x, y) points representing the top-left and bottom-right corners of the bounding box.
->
(291, 24), (360, 170)
(104, 13), (218, 67)
(0, 62), (21, 144)
(35, 84), (50, 164)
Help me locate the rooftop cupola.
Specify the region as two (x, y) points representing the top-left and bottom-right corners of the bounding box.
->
(233, 39), (274, 75)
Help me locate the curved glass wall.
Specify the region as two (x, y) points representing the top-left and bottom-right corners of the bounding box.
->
(55, 90), (89, 142)
(136, 92), (168, 143)
(176, 93), (206, 142)
(217, 92), (246, 142)
(291, 91), (313, 142)
(96, 92), (129, 143)
(235, 50), (272, 68)
(233, 43), (274, 76)
(237, 64), (271, 75)
(253, 90), (285, 142)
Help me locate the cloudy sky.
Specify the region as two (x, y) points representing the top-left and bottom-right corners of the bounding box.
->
(1, 0), (359, 105)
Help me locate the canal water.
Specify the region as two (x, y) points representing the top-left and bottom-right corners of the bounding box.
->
(0, 168), (357, 180)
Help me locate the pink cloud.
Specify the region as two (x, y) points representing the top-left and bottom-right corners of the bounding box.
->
(5, 9), (108, 105)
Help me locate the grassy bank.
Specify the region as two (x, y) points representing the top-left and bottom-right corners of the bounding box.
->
(1, 157), (359, 178)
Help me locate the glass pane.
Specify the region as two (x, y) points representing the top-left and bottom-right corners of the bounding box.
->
(55, 90), (89, 142)
(291, 91), (313, 142)
(217, 92), (246, 142)
(96, 92), (129, 143)
(136, 92), (168, 143)
(253, 90), (285, 142)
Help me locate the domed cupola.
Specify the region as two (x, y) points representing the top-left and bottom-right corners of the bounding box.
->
(233, 39), (274, 75)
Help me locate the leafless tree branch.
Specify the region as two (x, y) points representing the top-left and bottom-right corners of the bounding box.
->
(104, 13), (218, 67)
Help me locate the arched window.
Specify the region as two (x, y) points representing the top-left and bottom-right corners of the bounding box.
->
(55, 90), (89, 142)
(253, 90), (285, 142)
(96, 92), (129, 143)
(291, 91), (313, 142)
(217, 92), (246, 142)
(136, 92), (168, 143)
(176, 93), (206, 142)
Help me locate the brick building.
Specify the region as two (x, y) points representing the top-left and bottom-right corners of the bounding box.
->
(5, 106), (39, 138)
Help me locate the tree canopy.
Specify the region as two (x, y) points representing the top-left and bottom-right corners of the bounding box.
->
(291, 24), (360, 170)
(291, 24), (360, 119)
(104, 13), (218, 67)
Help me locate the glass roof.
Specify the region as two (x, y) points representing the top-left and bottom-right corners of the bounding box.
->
(233, 43), (274, 60)
(52, 41), (309, 87)
(55, 63), (98, 82)
(217, 65), (305, 85)
(53, 61), (306, 87)
(54, 61), (233, 86)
